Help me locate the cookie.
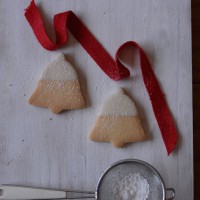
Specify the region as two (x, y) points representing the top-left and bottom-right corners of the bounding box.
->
(89, 88), (147, 147)
(29, 54), (85, 114)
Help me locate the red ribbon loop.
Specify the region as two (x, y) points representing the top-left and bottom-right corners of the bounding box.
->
(24, 0), (178, 155)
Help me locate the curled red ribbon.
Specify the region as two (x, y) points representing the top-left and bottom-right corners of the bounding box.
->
(24, 0), (178, 155)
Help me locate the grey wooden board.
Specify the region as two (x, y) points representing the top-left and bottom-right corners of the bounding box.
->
(0, 0), (193, 199)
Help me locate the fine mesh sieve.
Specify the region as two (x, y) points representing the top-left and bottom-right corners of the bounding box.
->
(0, 159), (175, 200)
(96, 159), (175, 200)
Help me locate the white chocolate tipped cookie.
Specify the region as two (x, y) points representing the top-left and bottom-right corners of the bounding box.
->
(29, 54), (85, 114)
(89, 89), (147, 147)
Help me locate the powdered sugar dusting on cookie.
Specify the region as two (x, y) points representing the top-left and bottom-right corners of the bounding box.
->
(89, 88), (146, 147)
(28, 54), (85, 113)
(100, 88), (138, 116)
(41, 54), (78, 81)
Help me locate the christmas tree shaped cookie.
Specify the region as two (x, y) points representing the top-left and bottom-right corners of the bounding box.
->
(29, 54), (85, 114)
(89, 89), (147, 147)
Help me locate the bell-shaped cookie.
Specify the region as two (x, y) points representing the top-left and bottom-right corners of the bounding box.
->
(89, 88), (147, 147)
(29, 54), (85, 114)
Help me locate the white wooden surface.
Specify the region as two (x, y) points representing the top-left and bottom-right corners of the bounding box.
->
(0, 0), (193, 199)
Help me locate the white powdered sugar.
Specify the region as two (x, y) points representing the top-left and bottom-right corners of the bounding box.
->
(112, 172), (150, 200)
(100, 88), (138, 116)
(41, 53), (78, 81)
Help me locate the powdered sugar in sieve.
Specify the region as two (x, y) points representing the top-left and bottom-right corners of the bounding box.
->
(111, 172), (150, 200)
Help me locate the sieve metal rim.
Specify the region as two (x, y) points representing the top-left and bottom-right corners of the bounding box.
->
(96, 159), (166, 200)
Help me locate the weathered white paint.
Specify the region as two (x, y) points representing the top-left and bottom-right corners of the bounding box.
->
(0, 0), (193, 199)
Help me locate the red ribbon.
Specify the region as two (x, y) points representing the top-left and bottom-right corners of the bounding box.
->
(24, 0), (178, 155)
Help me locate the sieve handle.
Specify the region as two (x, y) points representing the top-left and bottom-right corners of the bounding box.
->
(166, 188), (175, 200)
(0, 185), (95, 199)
